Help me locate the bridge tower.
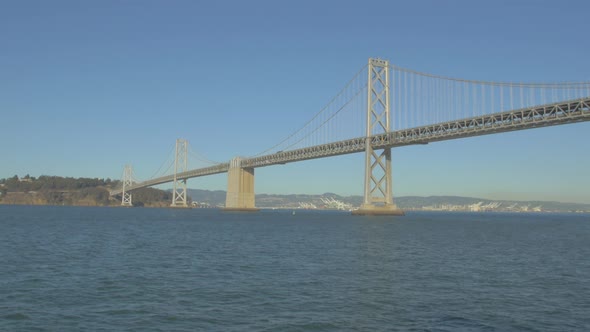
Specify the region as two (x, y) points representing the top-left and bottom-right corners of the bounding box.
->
(121, 164), (133, 207)
(171, 138), (188, 207)
(223, 157), (258, 212)
(353, 58), (404, 216)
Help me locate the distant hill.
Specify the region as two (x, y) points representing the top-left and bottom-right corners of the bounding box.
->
(395, 196), (590, 212)
(186, 189), (590, 212)
(0, 175), (172, 207)
(2, 175), (587, 212)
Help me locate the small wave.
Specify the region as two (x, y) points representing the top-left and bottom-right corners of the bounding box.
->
(434, 315), (495, 331)
(3, 313), (30, 320)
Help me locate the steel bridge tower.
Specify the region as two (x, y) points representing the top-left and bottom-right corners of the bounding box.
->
(171, 138), (188, 207)
(353, 58), (404, 216)
(121, 164), (133, 207)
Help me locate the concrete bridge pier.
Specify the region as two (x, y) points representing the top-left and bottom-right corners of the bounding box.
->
(223, 157), (259, 212)
(352, 204), (405, 216)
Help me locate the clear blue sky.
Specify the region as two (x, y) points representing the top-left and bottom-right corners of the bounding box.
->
(1, 0), (589, 203)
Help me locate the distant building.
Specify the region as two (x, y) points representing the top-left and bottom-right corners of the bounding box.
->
(191, 201), (211, 208)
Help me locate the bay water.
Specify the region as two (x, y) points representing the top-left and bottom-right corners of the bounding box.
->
(1, 206), (589, 331)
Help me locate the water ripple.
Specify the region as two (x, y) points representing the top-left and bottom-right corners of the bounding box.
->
(0, 206), (589, 331)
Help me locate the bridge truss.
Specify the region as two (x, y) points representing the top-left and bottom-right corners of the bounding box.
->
(110, 58), (590, 212)
(111, 97), (589, 196)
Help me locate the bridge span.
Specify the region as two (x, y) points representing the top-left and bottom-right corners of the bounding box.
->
(111, 58), (590, 215)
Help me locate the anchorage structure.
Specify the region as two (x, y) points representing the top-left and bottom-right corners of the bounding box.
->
(353, 58), (404, 215)
(171, 139), (188, 207)
(121, 165), (133, 207)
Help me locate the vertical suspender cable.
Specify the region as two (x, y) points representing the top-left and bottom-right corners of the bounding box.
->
(502, 84), (505, 112)
(510, 84), (513, 111)
(491, 83), (494, 114)
(404, 71), (407, 130)
(520, 82), (524, 109)
(397, 68), (403, 129)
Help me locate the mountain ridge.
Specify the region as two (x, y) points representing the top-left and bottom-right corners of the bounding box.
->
(186, 189), (590, 212)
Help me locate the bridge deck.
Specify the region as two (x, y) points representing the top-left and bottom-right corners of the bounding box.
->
(110, 97), (590, 195)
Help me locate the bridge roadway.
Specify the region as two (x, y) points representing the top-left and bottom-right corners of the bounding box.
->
(111, 97), (590, 196)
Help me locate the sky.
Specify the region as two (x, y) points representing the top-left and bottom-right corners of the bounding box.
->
(1, 0), (589, 203)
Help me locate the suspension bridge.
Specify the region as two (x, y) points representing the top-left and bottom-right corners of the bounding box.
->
(110, 58), (590, 215)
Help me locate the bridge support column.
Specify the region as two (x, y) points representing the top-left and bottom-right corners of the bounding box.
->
(171, 139), (189, 208)
(223, 157), (259, 212)
(121, 165), (133, 207)
(353, 58), (404, 216)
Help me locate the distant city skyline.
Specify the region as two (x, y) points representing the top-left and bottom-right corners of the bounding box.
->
(1, 1), (589, 204)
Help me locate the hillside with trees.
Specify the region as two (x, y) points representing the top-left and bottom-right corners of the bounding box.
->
(0, 175), (175, 207)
